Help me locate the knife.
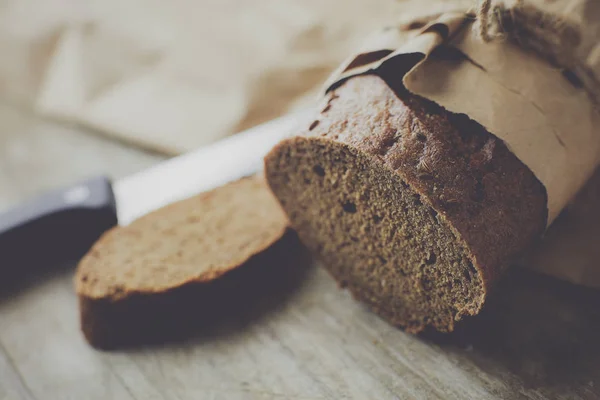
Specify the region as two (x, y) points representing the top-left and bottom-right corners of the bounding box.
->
(0, 110), (310, 271)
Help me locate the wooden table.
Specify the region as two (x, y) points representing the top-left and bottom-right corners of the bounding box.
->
(0, 101), (599, 400)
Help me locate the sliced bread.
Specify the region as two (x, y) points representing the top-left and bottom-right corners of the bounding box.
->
(75, 174), (291, 349)
(264, 75), (547, 333)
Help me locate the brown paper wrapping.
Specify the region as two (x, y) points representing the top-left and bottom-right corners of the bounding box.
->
(322, 10), (600, 288)
(522, 167), (600, 287)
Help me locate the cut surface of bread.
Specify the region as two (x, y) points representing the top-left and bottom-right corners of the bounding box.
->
(264, 74), (547, 333)
(75, 175), (291, 349)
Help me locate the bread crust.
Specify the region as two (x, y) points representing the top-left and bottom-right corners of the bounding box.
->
(78, 229), (295, 350)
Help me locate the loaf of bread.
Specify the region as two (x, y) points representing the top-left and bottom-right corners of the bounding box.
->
(264, 74), (547, 333)
(75, 175), (291, 349)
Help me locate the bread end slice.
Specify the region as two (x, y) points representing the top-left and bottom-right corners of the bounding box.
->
(75, 175), (293, 349)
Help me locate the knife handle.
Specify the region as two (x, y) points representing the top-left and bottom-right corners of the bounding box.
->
(0, 176), (118, 273)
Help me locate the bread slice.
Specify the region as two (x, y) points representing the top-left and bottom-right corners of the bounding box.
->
(75, 175), (290, 349)
(264, 74), (547, 333)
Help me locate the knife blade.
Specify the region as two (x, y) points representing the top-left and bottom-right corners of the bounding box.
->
(0, 109), (308, 270)
(115, 108), (310, 225)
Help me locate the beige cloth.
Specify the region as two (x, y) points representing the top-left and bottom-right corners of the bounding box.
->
(0, 0), (468, 155)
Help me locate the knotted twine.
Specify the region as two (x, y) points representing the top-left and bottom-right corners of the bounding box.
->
(474, 0), (600, 104)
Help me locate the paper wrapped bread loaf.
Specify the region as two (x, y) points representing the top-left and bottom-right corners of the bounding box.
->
(264, 11), (600, 332)
(265, 75), (546, 332)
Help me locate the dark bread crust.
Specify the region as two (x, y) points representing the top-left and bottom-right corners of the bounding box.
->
(265, 74), (547, 332)
(80, 229), (300, 350)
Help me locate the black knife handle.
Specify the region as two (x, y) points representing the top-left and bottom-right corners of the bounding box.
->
(0, 176), (118, 273)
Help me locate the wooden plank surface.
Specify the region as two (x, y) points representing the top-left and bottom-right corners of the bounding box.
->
(0, 102), (599, 400)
